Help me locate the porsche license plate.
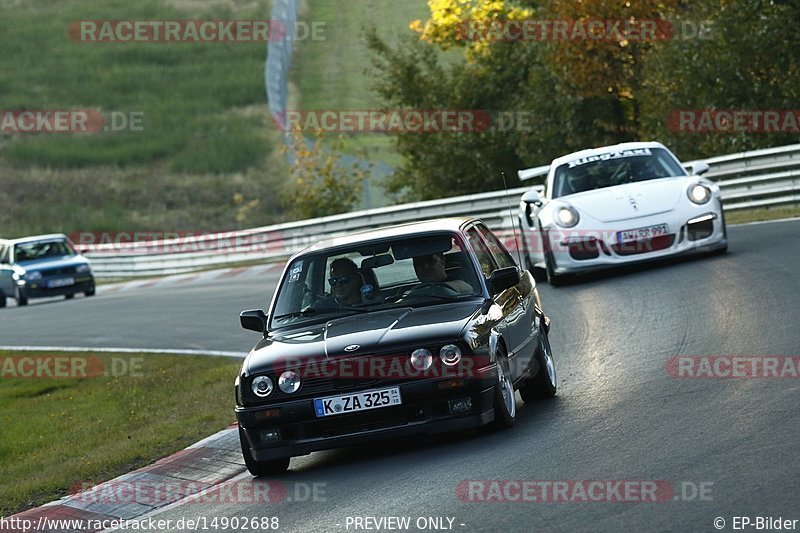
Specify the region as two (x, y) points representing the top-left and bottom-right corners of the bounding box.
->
(617, 224), (668, 244)
(48, 277), (75, 288)
(314, 387), (402, 418)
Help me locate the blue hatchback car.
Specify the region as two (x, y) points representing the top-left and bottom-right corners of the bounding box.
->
(0, 234), (95, 307)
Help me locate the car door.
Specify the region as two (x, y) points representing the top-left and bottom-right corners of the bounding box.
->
(466, 226), (526, 380)
(475, 223), (540, 378)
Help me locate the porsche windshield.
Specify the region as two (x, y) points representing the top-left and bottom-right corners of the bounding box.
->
(270, 233), (482, 328)
(551, 147), (687, 198)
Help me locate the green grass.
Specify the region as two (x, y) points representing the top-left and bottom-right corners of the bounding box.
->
(0, 350), (241, 515)
(726, 205), (800, 225)
(0, 0), (291, 236)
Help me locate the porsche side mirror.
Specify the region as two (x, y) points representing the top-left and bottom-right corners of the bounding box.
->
(240, 309), (268, 333)
(521, 189), (543, 207)
(689, 161), (710, 176)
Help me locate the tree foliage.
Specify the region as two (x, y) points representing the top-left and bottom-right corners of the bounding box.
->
(368, 0), (800, 201)
(280, 133), (367, 220)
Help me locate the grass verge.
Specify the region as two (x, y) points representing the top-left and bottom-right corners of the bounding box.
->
(0, 350), (241, 516)
(726, 205), (800, 225)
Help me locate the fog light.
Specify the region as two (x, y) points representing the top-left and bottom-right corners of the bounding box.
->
(438, 379), (465, 390)
(448, 398), (472, 414)
(255, 408), (280, 420)
(259, 429), (280, 443)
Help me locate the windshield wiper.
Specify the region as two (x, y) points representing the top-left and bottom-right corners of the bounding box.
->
(273, 309), (319, 321)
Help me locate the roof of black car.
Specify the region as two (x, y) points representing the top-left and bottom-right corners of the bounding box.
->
(299, 218), (477, 254)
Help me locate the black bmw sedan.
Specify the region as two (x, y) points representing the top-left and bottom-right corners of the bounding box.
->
(235, 218), (557, 475)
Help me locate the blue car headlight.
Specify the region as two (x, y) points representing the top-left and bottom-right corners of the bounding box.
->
(76, 264), (92, 274)
(26, 271), (42, 281)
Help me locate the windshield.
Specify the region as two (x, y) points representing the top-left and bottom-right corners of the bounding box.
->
(552, 147), (687, 199)
(14, 239), (76, 263)
(270, 233), (482, 329)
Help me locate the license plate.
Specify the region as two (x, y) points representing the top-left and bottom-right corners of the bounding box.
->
(48, 277), (75, 288)
(617, 224), (668, 244)
(314, 387), (402, 418)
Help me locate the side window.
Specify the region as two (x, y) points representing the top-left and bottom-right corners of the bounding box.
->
(466, 228), (496, 277)
(477, 224), (517, 269)
(0, 245), (7, 264)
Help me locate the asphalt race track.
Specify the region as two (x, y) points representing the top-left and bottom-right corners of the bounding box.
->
(2, 219), (799, 532)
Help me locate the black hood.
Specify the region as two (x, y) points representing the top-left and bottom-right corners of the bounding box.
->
(245, 300), (483, 375)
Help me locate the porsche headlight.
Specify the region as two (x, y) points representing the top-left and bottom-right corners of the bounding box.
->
(410, 348), (433, 371)
(278, 371), (301, 394)
(439, 344), (462, 366)
(251, 375), (274, 397)
(555, 206), (580, 228)
(688, 183), (711, 205)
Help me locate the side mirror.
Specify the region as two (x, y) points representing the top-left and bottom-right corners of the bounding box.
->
(488, 267), (521, 295)
(521, 189), (542, 206)
(240, 309), (268, 333)
(688, 161), (710, 176)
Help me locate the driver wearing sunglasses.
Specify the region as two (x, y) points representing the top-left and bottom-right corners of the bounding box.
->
(326, 257), (364, 306)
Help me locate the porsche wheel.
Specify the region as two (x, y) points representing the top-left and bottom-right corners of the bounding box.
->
(239, 425), (290, 476)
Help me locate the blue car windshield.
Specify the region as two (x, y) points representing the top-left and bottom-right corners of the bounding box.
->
(14, 240), (76, 262)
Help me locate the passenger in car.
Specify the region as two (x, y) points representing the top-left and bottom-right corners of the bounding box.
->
(412, 253), (474, 293)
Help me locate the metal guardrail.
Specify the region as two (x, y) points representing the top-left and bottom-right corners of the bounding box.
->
(85, 144), (800, 278)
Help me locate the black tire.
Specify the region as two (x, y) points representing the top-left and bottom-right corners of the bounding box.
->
(65, 293), (74, 300)
(520, 329), (557, 403)
(544, 252), (564, 287)
(0, 290), (6, 308)
(239, 425), (290, 476)
(15, 286), (28, 306)
(85, 287), (96, 297)
(492, 347), (516, 429)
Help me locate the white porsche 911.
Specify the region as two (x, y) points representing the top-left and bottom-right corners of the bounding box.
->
(517, 141), (728, 285)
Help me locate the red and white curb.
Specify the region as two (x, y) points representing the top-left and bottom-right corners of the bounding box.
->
(4, 426), (243, 533)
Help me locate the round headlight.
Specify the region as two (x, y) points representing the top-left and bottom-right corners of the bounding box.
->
(555, 206), (579, 228)
(251, 375), (273, 397)
(278, 371), (301, 394)
(410, 348), (433, 371)
(439, 344), (462, 366)
(688, 183), (711, 204)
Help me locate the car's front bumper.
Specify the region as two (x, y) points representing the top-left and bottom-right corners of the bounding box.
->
(545, 201), (727, 276)
(24, 275), (94, 298)
(237, 368), (497, 461)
